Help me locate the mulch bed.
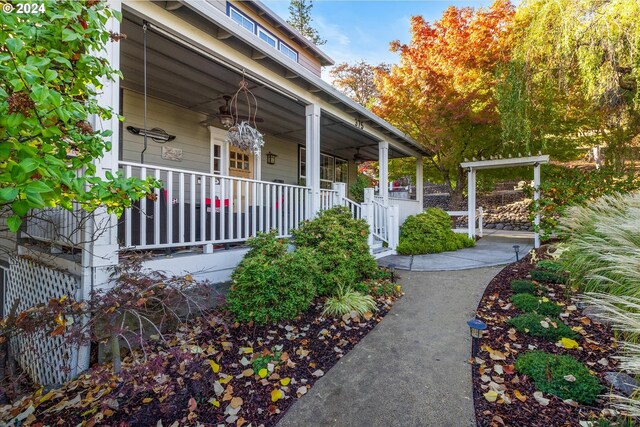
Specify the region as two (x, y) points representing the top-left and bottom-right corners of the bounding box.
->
(0, 293), (400, 426)
(472, 250), (620, 427)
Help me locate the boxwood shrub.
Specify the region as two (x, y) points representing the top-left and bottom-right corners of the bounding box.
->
(227, 232), (320, 324)
(292, 206), (378, 296)
(530, 269), (566, 284)
(511, 279), (537, 294)
(515, 351), (602, 404)
(511, 293), (562, 316)
(397, 208), (475, 255)
(508, 313), (577, 341)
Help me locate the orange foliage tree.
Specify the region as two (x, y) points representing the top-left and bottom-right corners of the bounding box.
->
(375, 0), (514, 199)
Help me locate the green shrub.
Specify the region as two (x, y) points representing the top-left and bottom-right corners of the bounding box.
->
(511, 293), (562, 316)
(511, 279), (537, 294)
(515, 351), (602, 404)
(530, 269), (566, 284)
(322, 285), (378, 317)
(397, 208), (475, 255)
(354, 278), (398, 297)
(508, 313), (577, 341)
(537, 260), (564, 273)
(292, 207), (378, 296)
(227, 233), (319, 324)
(349, 173), (371, 203)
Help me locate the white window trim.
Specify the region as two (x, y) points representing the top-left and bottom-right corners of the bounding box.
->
(278, 40), (298, 62)
(257, 26), (277, 48)
(229, 5), (255, 33)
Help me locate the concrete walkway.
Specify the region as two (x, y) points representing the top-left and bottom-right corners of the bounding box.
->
(278, 267), (501, 427)
(378, 230), (534, 271)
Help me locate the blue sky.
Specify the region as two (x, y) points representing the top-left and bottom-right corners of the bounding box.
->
(262, 0), (493, 77)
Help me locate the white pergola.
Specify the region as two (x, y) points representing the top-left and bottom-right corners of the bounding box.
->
(460, 155), (550, 248)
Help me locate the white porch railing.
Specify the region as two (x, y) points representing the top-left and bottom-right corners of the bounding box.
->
(371, 199), (389, 243)
(320, 189), (337, 211)
(119, 161), (311, 250)
(343, 197), (362, 219)
(23, 203), (84, 248)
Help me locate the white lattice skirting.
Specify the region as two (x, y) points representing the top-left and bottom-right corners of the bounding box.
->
(5, 256), (81, 385)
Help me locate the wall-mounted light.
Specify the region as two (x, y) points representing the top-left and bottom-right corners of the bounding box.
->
(127, 126), (176, 143)
(266, 152), (277, 165)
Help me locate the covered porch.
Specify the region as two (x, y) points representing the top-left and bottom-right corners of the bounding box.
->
(111, 10), (425, 253)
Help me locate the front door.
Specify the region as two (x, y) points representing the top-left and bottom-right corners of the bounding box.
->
(228, 147), (253, 179)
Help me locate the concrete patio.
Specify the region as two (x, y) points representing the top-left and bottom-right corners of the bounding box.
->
(378, 230), (534, 271)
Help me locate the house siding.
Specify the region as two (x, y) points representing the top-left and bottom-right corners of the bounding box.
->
(260, 137), (300, 185)
(121, 90), (211, 173)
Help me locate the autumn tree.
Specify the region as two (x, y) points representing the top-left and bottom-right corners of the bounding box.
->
(330, 61), (390, 108)
(375, 0), (515, 200)
(0, 1), (156, 232)
(287, 0), (326, 46)
(500, 0), (640, 170)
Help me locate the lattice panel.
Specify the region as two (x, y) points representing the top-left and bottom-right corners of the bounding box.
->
(5, 256), (80, 385)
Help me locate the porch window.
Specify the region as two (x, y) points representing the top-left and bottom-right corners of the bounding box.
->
(212, 144), (222, 174)
(298, 146), (348, 188)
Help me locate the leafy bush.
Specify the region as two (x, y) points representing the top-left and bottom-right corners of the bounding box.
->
(523, 164), (640, 239)
(530, 269), (566, 284)
(353, 278), (399, 297)
(511, 279), (537, 294)
(511, 293), (562, 316)
(292, 207), (378, 296)
(227, 233), (319, 324)
(397, 208), (475, 255)
(537, 260), (564, 273)
(515, 351), (602, 404)
(508, 313), (577, 341)
(322, 285), (378, 317)
(349, 173), (372, 203)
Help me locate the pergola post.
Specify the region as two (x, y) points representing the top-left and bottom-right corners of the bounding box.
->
(467, 167), (476, 239)
(533, 162), (541, 248)
(378, 140), (389, 203)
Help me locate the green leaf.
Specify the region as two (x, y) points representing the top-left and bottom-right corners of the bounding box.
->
(44, 69), (58, 82)
(49, 90), (62, 108)
(32, 85), (49, 104)
(11, 200), (30, 217)
(18, 158), (38, 173)
(25, 191), (45, 207)
(6, 38), (24, 53)
(0, 188), (18, 202)
(6, 114), (25, 129)
(6, 216), (22, 233)
(61, 28), (78, 42)
(27, 181), (52, 193)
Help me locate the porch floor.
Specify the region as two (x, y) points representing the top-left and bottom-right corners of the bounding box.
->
(377, 230), (534, 271)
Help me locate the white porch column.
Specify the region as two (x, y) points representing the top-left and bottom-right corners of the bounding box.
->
(533, 163), (541, 248)
(305, 104), (321, 215)
(378, 140), (389, 203)
(467, 168), (477, 239)
(416, 155), (424, 209)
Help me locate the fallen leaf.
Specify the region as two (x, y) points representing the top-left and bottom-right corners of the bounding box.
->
(280, 377), (291, 386)
(241, 368), (254, 377)
(540, 320), (550, 329)
(209, 398), (220, 407)
(564, 375), (576, 382)
(598, 358), (609, 366)
(142, 397), (153, 404)
(514, 390), (527, 402)
(533, 391), (549, 406)
(296, 386), (307, 397)
(188, 397), (197, 412)
(271, 389), (283, 402)
(483, 390), (499, 402)
(503, 365), (515, 375)
(258, 368), (268, 378)
(559, 337), (579, 349)
(209, 360), (220, 373)
(580, 317), (591, 325)
(312, 369), (324, 377)
(230, 397), (243, 409)
(494, 365), (504, 375)
(480, 375), (491, 383)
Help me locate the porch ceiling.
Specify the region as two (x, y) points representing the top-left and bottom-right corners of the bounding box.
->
(120, 15), (411, 161)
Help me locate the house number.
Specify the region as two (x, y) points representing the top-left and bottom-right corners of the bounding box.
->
(355, 118), (365, 130)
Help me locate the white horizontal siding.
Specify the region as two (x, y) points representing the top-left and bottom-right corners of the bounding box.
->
(260, 137), (300, 185)
(122, 90), (211, 173)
